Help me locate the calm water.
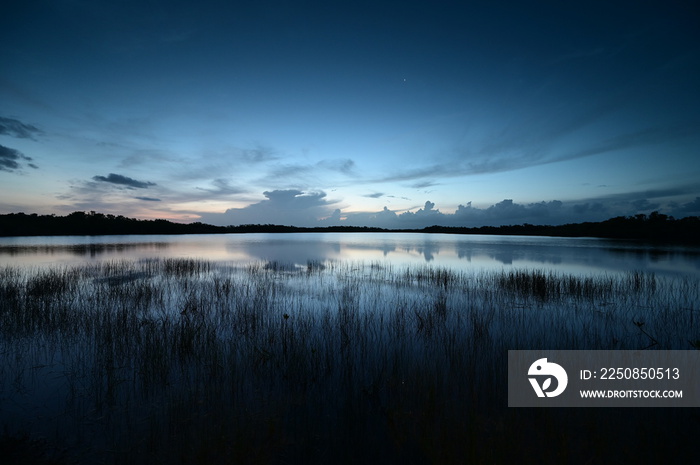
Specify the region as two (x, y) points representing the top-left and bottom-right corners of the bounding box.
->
(1, 232), (698, 277)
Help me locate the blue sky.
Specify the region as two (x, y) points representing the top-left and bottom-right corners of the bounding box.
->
(2, 0), (699, 227)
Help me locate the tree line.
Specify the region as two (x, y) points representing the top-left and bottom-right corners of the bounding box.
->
(1, 210), (698, 243)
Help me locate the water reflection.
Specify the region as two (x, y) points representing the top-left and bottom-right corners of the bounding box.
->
(1, 241), (170, 257)
(0, 233), (698, 277)
(225, 237), (341, 265)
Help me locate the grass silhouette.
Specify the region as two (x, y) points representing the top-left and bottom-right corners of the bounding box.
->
(1, 259), (698, 464)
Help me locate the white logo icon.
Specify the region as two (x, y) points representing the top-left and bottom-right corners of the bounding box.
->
(528, 358), (568, 397)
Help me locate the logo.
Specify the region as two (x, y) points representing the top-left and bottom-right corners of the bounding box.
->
(528, 358), (568, 397)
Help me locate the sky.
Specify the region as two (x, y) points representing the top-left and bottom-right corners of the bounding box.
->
(1, 0), (699, 228)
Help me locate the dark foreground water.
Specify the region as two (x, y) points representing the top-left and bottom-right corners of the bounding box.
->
(1, 234), (699, 464)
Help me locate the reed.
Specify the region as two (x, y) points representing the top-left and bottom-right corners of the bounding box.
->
(0, 260), (698, 464)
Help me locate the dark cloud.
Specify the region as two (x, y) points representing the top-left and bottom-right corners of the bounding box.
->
(0, 116), (42, 140)
(92, 173), (156, 189)
(134, 196), (161, 202)
(631, 199), (660, 212)
(361, 192), (410, 201)
(410, 180), (439, 189)
(0, 144), (37, 172)
(670, 197), (700, 217)
(572, 202), (609, 216)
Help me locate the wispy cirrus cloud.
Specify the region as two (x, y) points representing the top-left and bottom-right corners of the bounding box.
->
(237, 145), (280, 163)
(553, 123), (700, 163)
(318, 158), (356, 176)
(256, 157), (357, 188)
(372, 121), (700, 187)
(195, 178), (247, 196)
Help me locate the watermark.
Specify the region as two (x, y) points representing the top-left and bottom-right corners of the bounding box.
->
(528, 358), (568, 397)
(508, 350), (700, 407)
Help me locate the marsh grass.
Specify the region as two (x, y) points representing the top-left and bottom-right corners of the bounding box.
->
(1, 260), (699, 464)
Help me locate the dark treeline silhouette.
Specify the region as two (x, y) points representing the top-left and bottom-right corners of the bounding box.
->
(0, 211), (226, 236)
(1, 210), (699, 243)
(421, 212), (700, 243)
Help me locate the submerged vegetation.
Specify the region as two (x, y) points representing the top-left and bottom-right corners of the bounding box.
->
(1, 259), (699, 463)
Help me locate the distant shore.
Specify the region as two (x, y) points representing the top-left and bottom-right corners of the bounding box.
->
(1, 211), (699, 244)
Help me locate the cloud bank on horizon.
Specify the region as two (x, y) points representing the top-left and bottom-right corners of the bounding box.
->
(1, 1), (699, 227)
(195, 189), (700, 228)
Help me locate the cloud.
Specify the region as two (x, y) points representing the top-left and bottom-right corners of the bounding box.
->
(0, 144), (38, 172)
(409, 180), (439, 189)
(195, 181), (700, 228)
(60, 173), (163, 214)
(670, 197), (700, 217)
(195, 178), (247, 196)
(338, 190), (700, 229)
(261, 189), (330, 209)
(361, 192), (411, 201)
(332, 206), (399, 227)
(199, 189), (337, 226)
(335, 199), (581, 229)
(373, 163), (450, 184)
(631, 199), (660, 212)
(318, 158), (356, 175)
(92, 173), (156, 189)
(259, 157), (357, 186)
(264, 163), (315, 181)
(578, 185), (700, 207)
(371, 113), (700, 187)
(0, 116), (42, 140)
(558, 123), (700, 162)
(238, 145), (280, 163)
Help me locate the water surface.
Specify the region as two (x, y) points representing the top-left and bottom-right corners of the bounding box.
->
(1, 232), (698, 277)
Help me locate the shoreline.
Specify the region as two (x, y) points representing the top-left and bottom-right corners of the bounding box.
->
(1, 211), (699, 244)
